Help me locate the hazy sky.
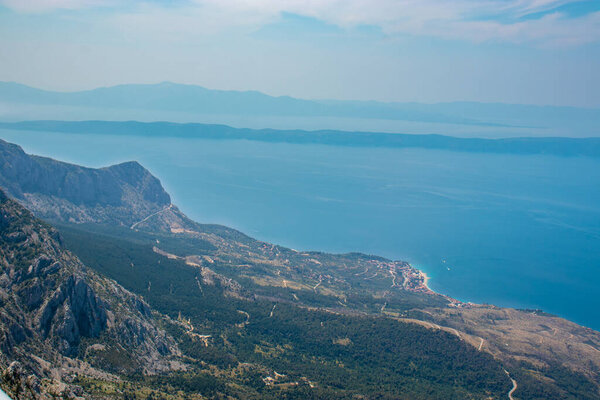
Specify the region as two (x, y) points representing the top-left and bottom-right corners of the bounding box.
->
(1, 0), (600, 107)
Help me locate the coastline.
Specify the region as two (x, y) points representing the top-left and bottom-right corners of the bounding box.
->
(411, 266), (465, 307)
(421, 270), (432, 292)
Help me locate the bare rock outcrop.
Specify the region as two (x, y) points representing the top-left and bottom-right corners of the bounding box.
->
(0, 190), (182, 395)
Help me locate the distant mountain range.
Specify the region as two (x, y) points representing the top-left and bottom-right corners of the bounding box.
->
(1, 119), (600, 158)
(1, 138), (600, 399)
(1, 81), (599, 136)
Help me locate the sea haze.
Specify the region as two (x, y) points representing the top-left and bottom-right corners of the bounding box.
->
(1, 128), (599, 329)
(2, 81), (600, 138)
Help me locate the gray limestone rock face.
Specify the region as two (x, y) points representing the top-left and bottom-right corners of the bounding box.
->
(38, 275), (107, 356)
(0, 189), (181, 387)
(17, 277), (44, 309)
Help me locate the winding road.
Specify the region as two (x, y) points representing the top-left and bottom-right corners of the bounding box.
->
(130, 204), (173, 229)
(504, 369), (518, 400)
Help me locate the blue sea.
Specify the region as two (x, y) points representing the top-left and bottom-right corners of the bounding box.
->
(1, 128), (599, 329)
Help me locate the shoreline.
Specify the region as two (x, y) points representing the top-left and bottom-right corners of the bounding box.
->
(420, 270), (432, 292)
(412, 267), (464, 307)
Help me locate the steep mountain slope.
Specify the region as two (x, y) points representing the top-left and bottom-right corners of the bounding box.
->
(0, 190), (181, 398)
(1, 139), (599, 398)
(0, 139), (171, 226)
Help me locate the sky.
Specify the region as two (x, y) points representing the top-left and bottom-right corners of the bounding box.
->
(0, 0), (600, 107)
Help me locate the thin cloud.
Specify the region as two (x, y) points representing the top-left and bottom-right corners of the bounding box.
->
(2, 0), (599, 46)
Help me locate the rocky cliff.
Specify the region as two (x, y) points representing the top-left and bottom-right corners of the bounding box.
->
(0, 190), (181, 398)
(0, 139), (170, 226)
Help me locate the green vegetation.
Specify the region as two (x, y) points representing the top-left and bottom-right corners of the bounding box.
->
(508, 361), (600, 400)
(1, 201), (597, 399)
(58, 223), (513, 399)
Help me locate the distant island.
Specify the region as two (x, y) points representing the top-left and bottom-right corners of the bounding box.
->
(1, 119), (600, 158)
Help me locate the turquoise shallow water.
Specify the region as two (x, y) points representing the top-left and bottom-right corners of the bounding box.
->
(2, 128), (599, 329)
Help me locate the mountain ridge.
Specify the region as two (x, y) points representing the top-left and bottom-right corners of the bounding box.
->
(3, 80), (600, 111)
(0, 138), (171, 226)
(3, 81), (600, 132)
